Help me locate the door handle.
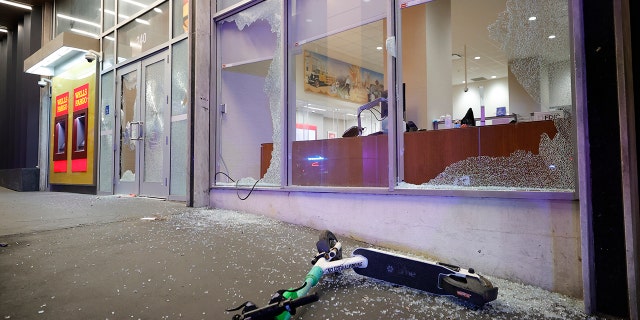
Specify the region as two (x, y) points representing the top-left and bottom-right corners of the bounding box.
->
(130, 121), (144, 140)
(137, 121), (144, 140)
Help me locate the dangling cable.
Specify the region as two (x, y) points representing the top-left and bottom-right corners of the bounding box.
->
(213, 171), (261, 201)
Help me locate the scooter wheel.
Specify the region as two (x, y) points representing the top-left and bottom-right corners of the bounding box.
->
(318, 230), (342, 260)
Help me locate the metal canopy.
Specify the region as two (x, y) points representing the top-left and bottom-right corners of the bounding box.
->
(24, 32), (99, 76)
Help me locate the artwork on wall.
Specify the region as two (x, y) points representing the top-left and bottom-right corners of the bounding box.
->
(303, 50), (384, 104)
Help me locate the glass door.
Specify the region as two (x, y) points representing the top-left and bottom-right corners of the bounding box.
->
(115, 63), (139, 195)
(114, 52), (170, 197)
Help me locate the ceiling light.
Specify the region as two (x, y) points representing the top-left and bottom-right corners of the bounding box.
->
(528, 16), (537, 21)
(0, 28), (8, 33)
(57, 13), (101, 28)
(491, 76), (497, 79)
(122, 0), (147, 8)
(474, 56), (480, 60)
(70, 28), (98, 38)
(0, 0), (32, 10)
(548, 35), (556, 39)
(376, 46), (383, 50)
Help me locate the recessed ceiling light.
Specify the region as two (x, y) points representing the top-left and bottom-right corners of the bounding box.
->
(491, 76), (497, 79)
(528, 16), (537, 21)
(57, 13), (101, 28)
(548, 35), (556, 39)
(474, 56), (480, 60)
(462, 81), (466, 84)
(376, 46), (383, 50)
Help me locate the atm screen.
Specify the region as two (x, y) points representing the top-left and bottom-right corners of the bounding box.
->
(75, 115), (86, 151)
(56, 122), (66, 154)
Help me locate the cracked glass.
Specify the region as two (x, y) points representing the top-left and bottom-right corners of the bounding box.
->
(397, 0), (575, 192)
(215, 0), (282, 187)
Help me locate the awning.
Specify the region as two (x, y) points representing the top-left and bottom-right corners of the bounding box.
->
(24, 32), (99, 76)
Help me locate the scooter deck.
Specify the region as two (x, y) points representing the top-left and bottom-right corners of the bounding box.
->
(352, 248), (498, 305)
(352, 248), (452, 295)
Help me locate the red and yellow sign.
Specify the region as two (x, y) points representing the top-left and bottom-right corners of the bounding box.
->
(55, 92), (69, 117)
(71, 83), (90, 172)
(49, 60), (97, 185)
(74, 83), (89, 111)
(53, 92), (70, 172)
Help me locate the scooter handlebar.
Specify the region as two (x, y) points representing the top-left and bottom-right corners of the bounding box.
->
(231, 293), (319, 320)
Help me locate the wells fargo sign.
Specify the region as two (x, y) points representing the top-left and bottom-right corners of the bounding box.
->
(55, 92), (69, 117)
(74, 84), (89, 111)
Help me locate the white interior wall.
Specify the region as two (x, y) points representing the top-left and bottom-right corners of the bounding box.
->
(211, 190), (582, 298)
(219, 71), (272, 179)
(548, 60), (572, 108)
(425, 0), (453, 129)
(452, 77), (509, 121)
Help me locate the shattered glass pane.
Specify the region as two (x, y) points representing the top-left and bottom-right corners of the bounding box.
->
(170, 40), (188, 196)
(488, 0), (571, 108)
(424, 115), (574, 191)
(399, 0), (575, 192)
(216, 0), (282, 187)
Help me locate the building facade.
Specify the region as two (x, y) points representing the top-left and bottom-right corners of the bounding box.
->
(0, 0), (637, 318)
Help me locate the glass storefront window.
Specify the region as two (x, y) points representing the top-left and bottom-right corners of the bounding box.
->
(170, 39), (188, 196)
(173, 0), (189, 37)
(103, 0), (116, 31)
(102, 32), (115, 70)
(215, 0), (282, 187)
(117, 0), (160, 24)
(99, 71), (115, 193)
(55, 0), (101, 38)
(217, 0), (247, 12)
(117, 1), (170, 63)
(212, 0), (575, 194)
(397, 0), (575, 192)
(288, 0), (390, 187)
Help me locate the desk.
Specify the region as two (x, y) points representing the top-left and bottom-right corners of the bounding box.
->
(291, 134), (388, 187)
(261, 120), (558, 186)
(404, 120), (557, 184)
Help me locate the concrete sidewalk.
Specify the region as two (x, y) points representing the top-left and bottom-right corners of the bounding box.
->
(0, 188), (613, 319)
(0, 187), (187, 236)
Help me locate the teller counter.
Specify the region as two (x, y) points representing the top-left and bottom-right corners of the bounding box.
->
(261, 120), (557, 187)
(403, 120), (557, 184)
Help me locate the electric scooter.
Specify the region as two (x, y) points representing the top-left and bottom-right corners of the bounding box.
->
(226, 230), (498, 320)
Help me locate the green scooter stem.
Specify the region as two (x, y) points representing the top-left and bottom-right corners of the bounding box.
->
(275, 265), (324, 320)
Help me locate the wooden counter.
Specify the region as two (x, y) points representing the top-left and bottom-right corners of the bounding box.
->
(291, 134), (388, 187)
(261, 120), (558, 186)
(404, 120), (557, 184)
